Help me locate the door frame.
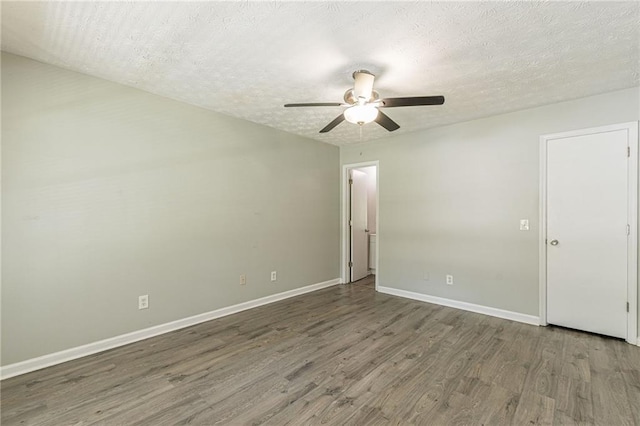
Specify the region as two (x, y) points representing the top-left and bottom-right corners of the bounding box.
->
(539, 121), (638, 345)
(341, 161), (379, 289)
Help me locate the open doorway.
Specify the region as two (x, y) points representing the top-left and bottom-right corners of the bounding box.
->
(342, 161), (379, 288)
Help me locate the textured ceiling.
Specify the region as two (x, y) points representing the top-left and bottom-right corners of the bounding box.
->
(2, 2), (639, 145)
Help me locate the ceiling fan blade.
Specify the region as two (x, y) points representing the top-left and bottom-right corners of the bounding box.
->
(319, 114), (345, 133)
(380, 96), (445, 108)
(284, 103), (342, 107)
(375, 110), (400, 132)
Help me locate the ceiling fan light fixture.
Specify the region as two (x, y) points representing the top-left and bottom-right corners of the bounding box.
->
(343, 104), (379, 125)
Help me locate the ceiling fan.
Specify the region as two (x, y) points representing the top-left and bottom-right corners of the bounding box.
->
(284, 70), (445, 133)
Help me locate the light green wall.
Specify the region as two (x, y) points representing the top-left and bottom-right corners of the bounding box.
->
(1, 53), (340, 365)
(341, 87), (640, 325)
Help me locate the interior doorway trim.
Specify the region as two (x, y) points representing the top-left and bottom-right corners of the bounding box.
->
(539, 121), (638, 345)
(341, 161), (379, 290)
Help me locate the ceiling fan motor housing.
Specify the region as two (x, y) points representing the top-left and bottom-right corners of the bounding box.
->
(343, 89), (380, 105)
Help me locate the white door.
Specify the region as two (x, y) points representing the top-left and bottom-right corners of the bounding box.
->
(546, 128), (630, 338)
(350, 170), (369, 282)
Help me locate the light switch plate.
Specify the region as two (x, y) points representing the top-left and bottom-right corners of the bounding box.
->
(519, 219), (530, 231)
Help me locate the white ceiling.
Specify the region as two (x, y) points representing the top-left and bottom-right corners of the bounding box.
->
(2, 1), (638, 145)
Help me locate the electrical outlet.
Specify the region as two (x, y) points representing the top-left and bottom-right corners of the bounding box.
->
(240, 274), (246, 285)
(271, 271), (277, 281)
(446, 275), (454, 285)
(138, 294), (149, 310)
(520, 219), (530, 231)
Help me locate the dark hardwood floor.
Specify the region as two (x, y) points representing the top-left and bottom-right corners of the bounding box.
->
(2, 279), (639, 425)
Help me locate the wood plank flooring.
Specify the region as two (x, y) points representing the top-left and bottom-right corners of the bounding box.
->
(2, 276), (639, 425)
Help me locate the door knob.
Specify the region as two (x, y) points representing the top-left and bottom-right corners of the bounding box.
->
(549, 239), (559, 246)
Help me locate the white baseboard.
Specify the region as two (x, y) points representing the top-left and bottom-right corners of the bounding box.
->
(377, 286), (540, 326)
(1, 278), (341, 380)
